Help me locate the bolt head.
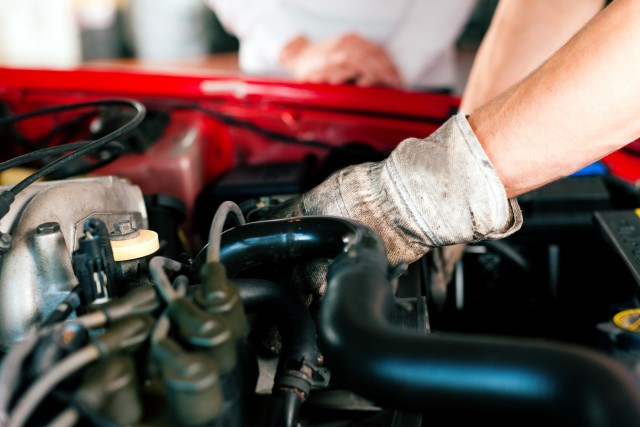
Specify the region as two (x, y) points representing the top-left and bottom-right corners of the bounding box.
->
(113, 220), (134, 235)
(110, 219), (140, 241)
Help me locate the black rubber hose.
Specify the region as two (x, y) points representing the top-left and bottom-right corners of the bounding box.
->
(218, 218), (373, 427)
(234, 278), (319, 369)
(218, 217), (640, 426)
(322, 247), (640, 426)
(233, 278), (322, 427)
(265, 390), (302, 427)
(218, 216), (372, 276)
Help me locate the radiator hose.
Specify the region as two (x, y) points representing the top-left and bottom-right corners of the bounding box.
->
(219, 216), (640, 426)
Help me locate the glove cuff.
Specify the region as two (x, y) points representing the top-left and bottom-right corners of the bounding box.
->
(455, 111), (523, 242)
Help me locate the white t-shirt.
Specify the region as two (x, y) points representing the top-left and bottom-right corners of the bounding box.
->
(207, 0), (478, 90)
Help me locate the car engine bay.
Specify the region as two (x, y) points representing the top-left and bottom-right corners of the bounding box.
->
(0, 68), (639, 426)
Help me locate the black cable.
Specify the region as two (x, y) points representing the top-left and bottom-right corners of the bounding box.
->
(0, 102), (40, 151)
(0, 99), (145, 220)
(7, 100), (145, 195)
(44, 141), (126, 180)
(0, 105), (127, 178)
(172, 103), (386, 156)
(0, 140), (123, 173)
(34, 110), (97, 149)
(0, 100), (142, 128)
(0, 141), (89, 172)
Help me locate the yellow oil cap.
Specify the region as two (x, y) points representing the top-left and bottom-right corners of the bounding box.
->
(613, 308), (640, 334)
(110, 229), (160, 262)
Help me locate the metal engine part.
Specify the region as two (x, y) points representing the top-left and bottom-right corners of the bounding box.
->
(0, 176), (147, 349)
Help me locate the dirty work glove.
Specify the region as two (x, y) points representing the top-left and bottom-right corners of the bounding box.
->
(272, 112), (522, 264)
(260, 111), (523, 353)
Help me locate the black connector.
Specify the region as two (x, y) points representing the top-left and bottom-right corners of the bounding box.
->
(72, 219), (118, 306)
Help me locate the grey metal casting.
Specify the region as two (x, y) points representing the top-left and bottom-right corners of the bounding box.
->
(0, 176), (148, 349)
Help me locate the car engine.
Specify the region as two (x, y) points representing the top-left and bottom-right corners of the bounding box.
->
(0, 69), (639, 427)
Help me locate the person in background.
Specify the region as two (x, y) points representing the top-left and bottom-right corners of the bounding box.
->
(206, 0), (478, 92)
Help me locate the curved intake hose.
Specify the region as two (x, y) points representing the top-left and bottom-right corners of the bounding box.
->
(323, 251), (640, 425)
(219, 217), (353, 275)
(219, 217), (640, 426)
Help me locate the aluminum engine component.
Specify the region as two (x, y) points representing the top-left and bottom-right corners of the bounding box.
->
(0, 176), (148, 349)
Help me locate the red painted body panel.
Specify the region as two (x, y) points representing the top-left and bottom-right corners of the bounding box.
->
(1, 65), (637, 210)
(0, 66), (459, 220)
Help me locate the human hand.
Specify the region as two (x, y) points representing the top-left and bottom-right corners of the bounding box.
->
(279, 33), (403, 88)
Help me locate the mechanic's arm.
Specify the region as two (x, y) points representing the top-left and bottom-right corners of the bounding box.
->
(439, 0), (605, 291)
(462, 0), (605, 112)
(471, 0), (640, 197)
(272, 0), (640, 268)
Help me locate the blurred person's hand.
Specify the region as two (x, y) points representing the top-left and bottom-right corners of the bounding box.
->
(279, 33), (403, 88)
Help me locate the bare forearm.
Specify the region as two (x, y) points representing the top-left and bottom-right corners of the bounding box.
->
(462, 0), (605, 111)
(469, 0), (640, 198)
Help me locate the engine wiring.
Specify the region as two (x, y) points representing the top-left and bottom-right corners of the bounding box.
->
(0, 312), (154, 427)
(1, 98), (386, 188)
(6, 346), (102, 427)
(0, 311), (108, 424)
(0, 99), (146, 223)
(206, 200), (246, 263)
(0, 99), (386, 229)
(0, 141), (125, 174)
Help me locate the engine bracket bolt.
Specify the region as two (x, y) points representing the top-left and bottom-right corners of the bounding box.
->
(111, 220), (140, 241)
